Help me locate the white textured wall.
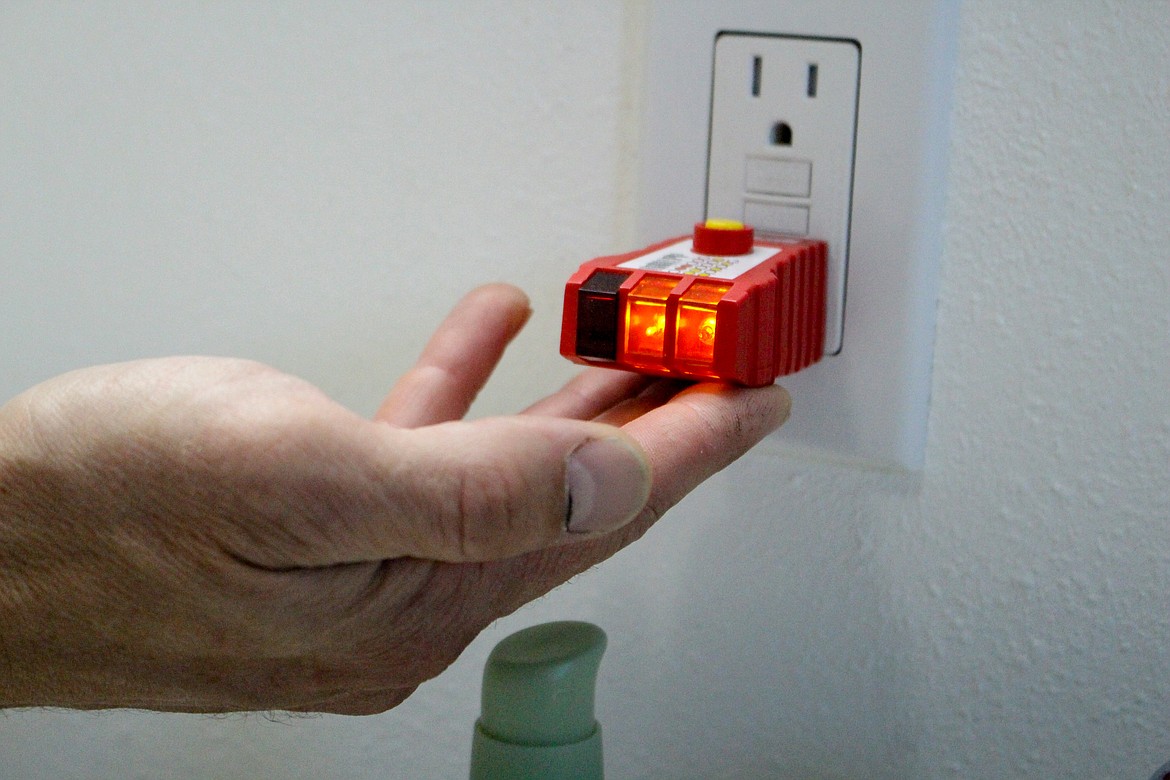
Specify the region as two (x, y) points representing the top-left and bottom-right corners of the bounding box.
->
(1, 2), (1168, 779)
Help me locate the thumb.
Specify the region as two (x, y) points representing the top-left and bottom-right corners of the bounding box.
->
(367, 417), (652, 563)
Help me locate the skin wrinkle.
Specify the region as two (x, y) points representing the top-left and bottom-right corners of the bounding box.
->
(320, 558), (446, 679)
(367, 563), (479, 684)
(206, 414), (371, 568)
(451, 451), (526, 561)
(676, 386), (764, 460)
(454, 457), (492, 562)
(414, 420), (565, 562)
(394, 364), (474, 425)
(315, 425), (418, 566)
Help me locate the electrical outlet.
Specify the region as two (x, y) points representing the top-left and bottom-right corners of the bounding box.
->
(707, 34), (859, 355)
(637, 2), (959, 468)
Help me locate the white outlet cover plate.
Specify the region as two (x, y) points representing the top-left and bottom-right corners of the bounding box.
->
(638, 1), (959, 468)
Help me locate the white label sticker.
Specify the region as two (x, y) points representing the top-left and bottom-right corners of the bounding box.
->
(616, 239), (777, 280)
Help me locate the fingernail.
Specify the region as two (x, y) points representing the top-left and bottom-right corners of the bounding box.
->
(565, 437), (651, 534)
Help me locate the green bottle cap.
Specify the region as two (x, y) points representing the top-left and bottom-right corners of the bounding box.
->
(470, 621), (606, 780)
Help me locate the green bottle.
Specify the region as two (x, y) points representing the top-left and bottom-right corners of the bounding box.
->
(470, 621), (607, 780)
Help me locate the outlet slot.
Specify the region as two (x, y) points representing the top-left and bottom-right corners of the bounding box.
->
(770, 122), (793, 146)
(806, 63), (819, 97)
(751, 55), (762, 96)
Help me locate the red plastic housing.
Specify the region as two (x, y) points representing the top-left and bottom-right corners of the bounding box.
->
(560, 228), (827, 387)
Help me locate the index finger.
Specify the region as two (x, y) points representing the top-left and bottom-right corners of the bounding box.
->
(375, 284), (531, 428)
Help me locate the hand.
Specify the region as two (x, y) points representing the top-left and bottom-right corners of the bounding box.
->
(0, 284), (789, 714)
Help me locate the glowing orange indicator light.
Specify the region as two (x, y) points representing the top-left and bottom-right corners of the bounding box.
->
(675, 280), (730, 366)
(624, 275), (677, 361)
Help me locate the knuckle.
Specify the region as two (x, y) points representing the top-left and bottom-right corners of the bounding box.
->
(450, 461), (534, 559)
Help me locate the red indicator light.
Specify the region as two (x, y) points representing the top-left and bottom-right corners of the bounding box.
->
(623, 275), (677, 362)
(676, 280), (730, 367)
